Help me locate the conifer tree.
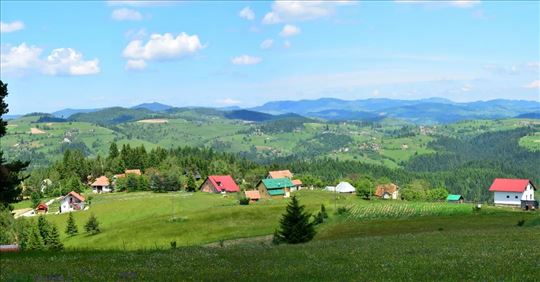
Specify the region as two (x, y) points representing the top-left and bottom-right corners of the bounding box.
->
(276, 196), (315, 244)
(46, 225), (64, 251)
(37, 216), (51, 242)
(186, 173), (196, 192)
(84, 213), (100, 234)
(65, 212), (78, 236)
(27, 224), (45, 250)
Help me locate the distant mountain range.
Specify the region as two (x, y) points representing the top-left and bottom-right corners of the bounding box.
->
(10, 97), (540, 124)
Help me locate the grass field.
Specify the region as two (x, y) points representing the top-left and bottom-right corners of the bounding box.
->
(2, 211), (539, 281)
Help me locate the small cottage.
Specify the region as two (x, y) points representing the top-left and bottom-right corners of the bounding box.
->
(199, 175), (240, 193)
(59, 191), (86, 213)
(447, 194), (464, 203)
(292, 179), (303, 191)
(257, 178), (294, 198)
(489, 178), (537, 209)
(267, 170), (294, 179)
(35, 203), (48, 214)
(91, 176), (111, 193)
(374, 183), (399, 199)
(245, 190), (261, 202)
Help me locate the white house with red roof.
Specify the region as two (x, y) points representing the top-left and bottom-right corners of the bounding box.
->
(59, 191), (86, 213)
(91, 176), (111, 193)
(489, 178), (537, 208)
(199, 175), (240, 193)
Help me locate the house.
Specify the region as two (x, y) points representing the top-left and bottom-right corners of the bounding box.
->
(292, 179), (303, 191)
(114, 169), (142, 179)
(91, 176), (111, 193)
(199, 175), (240, 193)
(326, 182), (356, 193)
(489, 178), (537, 209)
(447, 194), (464, 203)
(267, 170), (293, 179)
(59, 191), (86, 213)
(245, 190), (261, 202)
(35, 203), (48, 214)
(374, 183), (399, 199)
(257, 178), (294, 198)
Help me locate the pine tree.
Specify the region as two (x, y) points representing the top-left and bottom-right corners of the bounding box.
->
(277, 196), (316, 244)
(46, 225), (64, 251)
(27, 223), (45, 251)
(65, 212), (78, 236)
(108, 142), (119, 159)
(37, 216), (51, 243)
(186, 173), (196, 192)
(84, 213), (100, 234)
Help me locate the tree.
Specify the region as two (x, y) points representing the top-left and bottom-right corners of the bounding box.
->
(65, 212), (78, 236)
(27, 223), (45, 251)
(46, 225), (64, 251)
(108, 142), (119, 159)
(186, 173), (196, 192)
(37, 216), (52, 243)
(0, 207), (16, 244)
(84, 213), (100, 234)
(355, 176), (374, 200)
(275, 196), (315, 244)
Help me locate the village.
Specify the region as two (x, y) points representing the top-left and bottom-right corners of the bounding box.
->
(12, 167), (538, 218)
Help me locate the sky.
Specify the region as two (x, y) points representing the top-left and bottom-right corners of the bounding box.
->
(1, 0), (539, 114)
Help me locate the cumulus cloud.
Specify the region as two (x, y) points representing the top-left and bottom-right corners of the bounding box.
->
(262, 1), (353, 24)
(280, 24), (301, 37)
(112, 8), (143, 21)
(0, 21), (25, 33)
(43, 48), (100, 76)
(1, 43), (100, 76)
(260, 39), (274, 49)
(123, 32), (203, 61)
(239, 7), (255, 20)
(125, 59), (147, 70)
(216, 98), (241, 105)
(524, 80), (540, 89)
(231, 55), (262, 65)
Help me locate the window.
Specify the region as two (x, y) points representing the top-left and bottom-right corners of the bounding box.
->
(506, 195), (510, 199)
(515, 196), (518, 199)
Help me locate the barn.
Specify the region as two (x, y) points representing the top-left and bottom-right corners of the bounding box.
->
(257, 178), (294, 198)
(489, 178), (537, 209)
(447, 194), (464, 203)
(199, 175), (240, 193)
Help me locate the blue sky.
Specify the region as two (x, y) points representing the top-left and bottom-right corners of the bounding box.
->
(1, 0), (539, 114)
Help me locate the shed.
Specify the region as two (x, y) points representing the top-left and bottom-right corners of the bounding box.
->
(326, 182), (356, 193)
(36, 203), (48, 214)
(447, 194), (464, 203)
(245, 190), (261, 202)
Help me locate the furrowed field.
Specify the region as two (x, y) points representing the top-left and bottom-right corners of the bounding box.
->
(2, 190), (539, 281)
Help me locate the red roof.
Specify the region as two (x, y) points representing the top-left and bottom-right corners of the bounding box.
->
(245, 190), (261, 200)
(36, 203), (48, 210)
(207, 175), (240, 192)
(67, 191), (85, 202)
(292, 179), (302, 186)
(489, 178), (534, 193)
(91, 176), (110, 186)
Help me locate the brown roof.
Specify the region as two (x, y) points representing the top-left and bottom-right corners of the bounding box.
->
(125, 169), (142, 175)
(114, 173), (126, 179)
(292, 179), (303, 186)
(245, 190), (261, 200)
(374, 183), (398, 197)
(67, 191), (85, 202)
(91, 176), (110, 186)
(268, 170), (293, 179)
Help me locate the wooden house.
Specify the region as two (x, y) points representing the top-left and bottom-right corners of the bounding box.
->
(446, 194), (464, 203)
(257, 178), (294, 198)
(35, 203), (48, 214)
(374, 183), (399, 199)
(245, 190), (261, 202)
(267, 170), (293, 179)
(199, 175), (240, 193)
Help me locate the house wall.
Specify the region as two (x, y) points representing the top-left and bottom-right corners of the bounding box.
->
(60, 196), (85, 213)
(92, 185), (112, 194)
(494, 192), (523, 206)
(523, 183), (535, 200)
(200, 179), (217, 193)
(257, 183), (270, 199)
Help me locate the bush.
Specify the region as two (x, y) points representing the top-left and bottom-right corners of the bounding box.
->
(239, 197), (250, 205)
(336, 206), (350, 215)
(170, 241), (177, 249)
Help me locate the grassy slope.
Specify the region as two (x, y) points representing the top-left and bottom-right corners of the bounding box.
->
(2, 213), (539, 281)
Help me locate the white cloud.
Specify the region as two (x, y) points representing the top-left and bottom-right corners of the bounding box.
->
(0, 21), (25, 33)
(1, 43), (100, 76)
(262, 1), (353, 24)
(125, 28), (148, 40)
(123, 32), (203, 62)
(239, 7), (255, 20)
(112, 8), (143, 21)
(524, 80), (540, 89)
(279, 24), (301, 37)
(231, 55), (262, 65)
(125, 59), (147, 70)
(395, 0), (480, 8)
(43, 48), (100, 76)
(216, 98), (241, 105)
(260, 39), (274, 49)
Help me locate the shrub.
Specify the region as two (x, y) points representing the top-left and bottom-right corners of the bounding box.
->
(84, 213), (101, 234)
(517, 220), (526, 227)
(336, 206), (350, 215)
(239, 197), (250, 205)
(65, 212), (78, 236)
(170, 241), (177, 249)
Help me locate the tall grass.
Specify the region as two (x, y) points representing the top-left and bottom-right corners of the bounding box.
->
(346, 201), (475, 220)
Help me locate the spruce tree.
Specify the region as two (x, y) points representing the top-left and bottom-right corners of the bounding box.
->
(277, 196), (316, 244)
(84, 213), (100, 234)
(27, 223), (45, 251)
(65, 212), (78, 236)
(37, 216), (51, 242)
(46, 225), (64, 251)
